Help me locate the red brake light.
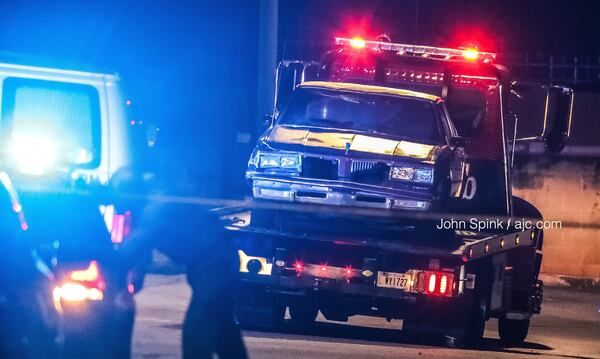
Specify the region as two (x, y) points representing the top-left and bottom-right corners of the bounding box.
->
(69, 260), (100, 282)
(423, 271), (454, 296)
(54, 261), (106, 307)
(439, 274), (449, 295)
(427, 273), (437, 294)
(349, 37), (366, 49)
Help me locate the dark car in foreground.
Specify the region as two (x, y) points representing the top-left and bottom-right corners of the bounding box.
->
(19, 189), (136, 359)
(247, 81), (466, 211)
(0, 170), (135, 359)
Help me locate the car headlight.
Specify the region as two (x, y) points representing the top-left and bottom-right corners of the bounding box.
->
(390, 166), (433, 184)
(390, 167), (415, 181)
(259, 154), (280, 168)
(258, 153), (301, 171)
(414, 168), (434, 183)
(280, 155), (301, 170)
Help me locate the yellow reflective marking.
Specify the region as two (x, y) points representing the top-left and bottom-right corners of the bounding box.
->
(300, 81), (440, 102)
(237, 250), (272, 276)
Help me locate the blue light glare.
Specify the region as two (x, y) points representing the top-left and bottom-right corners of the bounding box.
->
(10, 135), (58, 176)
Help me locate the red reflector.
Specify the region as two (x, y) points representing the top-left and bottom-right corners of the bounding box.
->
(111, 214), (125, 244)
(111, 211), (132, 244)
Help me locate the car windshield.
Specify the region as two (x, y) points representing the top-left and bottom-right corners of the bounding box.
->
(277, 87), (442, 144)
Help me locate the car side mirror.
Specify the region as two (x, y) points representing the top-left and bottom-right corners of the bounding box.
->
(450, 136), (469, 147)
(543, 87), (573, 154)
(511, 82), (533, 93)
(262, 112), (278, 129)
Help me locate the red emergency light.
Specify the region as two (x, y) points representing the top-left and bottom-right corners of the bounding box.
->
(335, 37), (495, 63)
(462, 48), (479, 61)
(349, 37), (367, 49)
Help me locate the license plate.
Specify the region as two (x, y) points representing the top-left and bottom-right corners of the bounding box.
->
(376, 271), (411, 290)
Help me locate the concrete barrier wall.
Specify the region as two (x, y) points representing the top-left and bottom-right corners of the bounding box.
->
(513, 157), (600, 278)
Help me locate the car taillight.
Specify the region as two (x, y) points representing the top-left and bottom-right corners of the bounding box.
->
(53, 261), (105, 311)
(421, 271), (454, 296)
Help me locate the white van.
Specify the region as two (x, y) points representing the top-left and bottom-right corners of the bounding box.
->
(0, 62), (131, 186)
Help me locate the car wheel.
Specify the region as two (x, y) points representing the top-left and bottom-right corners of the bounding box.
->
(288, 303), (318, 325)
(498, 317), (530, 347)
(234, 285), (286, 329)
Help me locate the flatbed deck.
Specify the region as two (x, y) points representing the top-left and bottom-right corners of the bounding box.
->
(219, 201), (538, 264)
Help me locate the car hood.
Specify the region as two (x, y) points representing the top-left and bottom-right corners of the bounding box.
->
(265, 126), (445, 162)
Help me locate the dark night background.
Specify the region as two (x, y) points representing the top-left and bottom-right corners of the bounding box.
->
(0, 0), (598, 197)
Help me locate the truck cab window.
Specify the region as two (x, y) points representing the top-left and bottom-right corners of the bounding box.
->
(446, 88), (486, 138)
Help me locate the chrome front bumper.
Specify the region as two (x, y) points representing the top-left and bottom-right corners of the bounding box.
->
(252, 178), (432, 210)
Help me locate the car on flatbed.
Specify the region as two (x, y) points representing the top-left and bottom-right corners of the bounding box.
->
(247, 81), (464, 211)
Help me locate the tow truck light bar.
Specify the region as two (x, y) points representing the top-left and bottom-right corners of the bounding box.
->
(336, 37), (496, 63)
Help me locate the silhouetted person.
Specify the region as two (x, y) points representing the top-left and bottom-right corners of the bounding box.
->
(112, 166), (247, 359)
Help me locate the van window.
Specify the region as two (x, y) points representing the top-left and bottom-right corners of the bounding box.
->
(1, 77), (101, 168)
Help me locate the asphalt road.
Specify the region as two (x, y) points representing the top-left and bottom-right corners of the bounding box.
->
(132, 274), (600, 359)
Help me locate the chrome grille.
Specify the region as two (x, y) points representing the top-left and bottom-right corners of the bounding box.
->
(351, 161), (377, 173)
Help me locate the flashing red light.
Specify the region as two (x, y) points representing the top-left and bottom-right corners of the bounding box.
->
(294, 261), (304, 272)
(462, 48), (479, 61)
(321, 265), (327, 272)
(345, 267), (353, 276)
(349, 37), (366, 49)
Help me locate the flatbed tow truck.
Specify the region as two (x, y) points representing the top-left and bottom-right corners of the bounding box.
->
(225, 36), (573, 347)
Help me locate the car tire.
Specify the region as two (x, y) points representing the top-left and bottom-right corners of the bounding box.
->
(498, 317), (530, 347)
(235, 301), (286, 329)
(288, 303), (318, 325)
